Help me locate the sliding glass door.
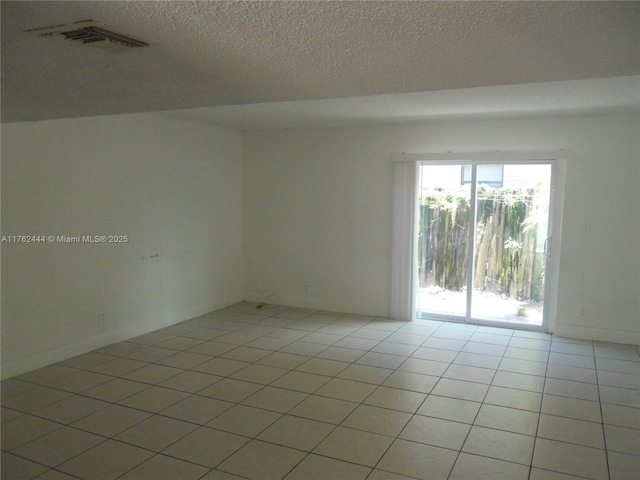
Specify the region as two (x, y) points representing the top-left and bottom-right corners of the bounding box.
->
(416, 161), (554, 328)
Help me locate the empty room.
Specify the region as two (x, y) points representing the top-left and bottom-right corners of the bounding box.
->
(1, 1), (639, 479)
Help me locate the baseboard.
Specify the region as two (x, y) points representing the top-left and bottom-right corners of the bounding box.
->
(1, 295), (243, 380)
(553, 324), (640, 346)
(243, 292), (389, 318)
(244, 293), (639, 346)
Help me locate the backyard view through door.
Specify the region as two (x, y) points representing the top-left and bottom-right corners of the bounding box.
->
(416, 162), (552, 327)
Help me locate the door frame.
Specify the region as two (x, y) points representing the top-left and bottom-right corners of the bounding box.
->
(392, 150), (568, 333)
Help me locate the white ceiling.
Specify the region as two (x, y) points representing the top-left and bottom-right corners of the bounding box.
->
(2, 1), (639, 127)
(160, 76), (640, 130)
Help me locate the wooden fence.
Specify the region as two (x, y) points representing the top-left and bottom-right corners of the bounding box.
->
(418, 186), (545, 301)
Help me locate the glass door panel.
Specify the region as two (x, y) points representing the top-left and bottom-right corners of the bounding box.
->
(416, 165), (471, 318)
(471, 164), (551, 326)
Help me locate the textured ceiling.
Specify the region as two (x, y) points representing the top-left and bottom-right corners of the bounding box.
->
(2, 1), (639, 125)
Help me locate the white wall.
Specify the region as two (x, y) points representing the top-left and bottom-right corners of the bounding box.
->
(243, 113), (640, 344)
(2, 111), (638, 379)
(1, 114), (244, 378)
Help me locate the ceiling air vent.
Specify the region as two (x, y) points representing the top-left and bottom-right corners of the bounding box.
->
(27, 20), (148, 49)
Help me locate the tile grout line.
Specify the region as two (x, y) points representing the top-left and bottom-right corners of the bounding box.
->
(526, 335), (553, 480)
(594, 342), (613, 480)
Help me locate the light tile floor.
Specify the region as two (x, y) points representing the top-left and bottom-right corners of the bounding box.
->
(2, 302), (639, 479)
